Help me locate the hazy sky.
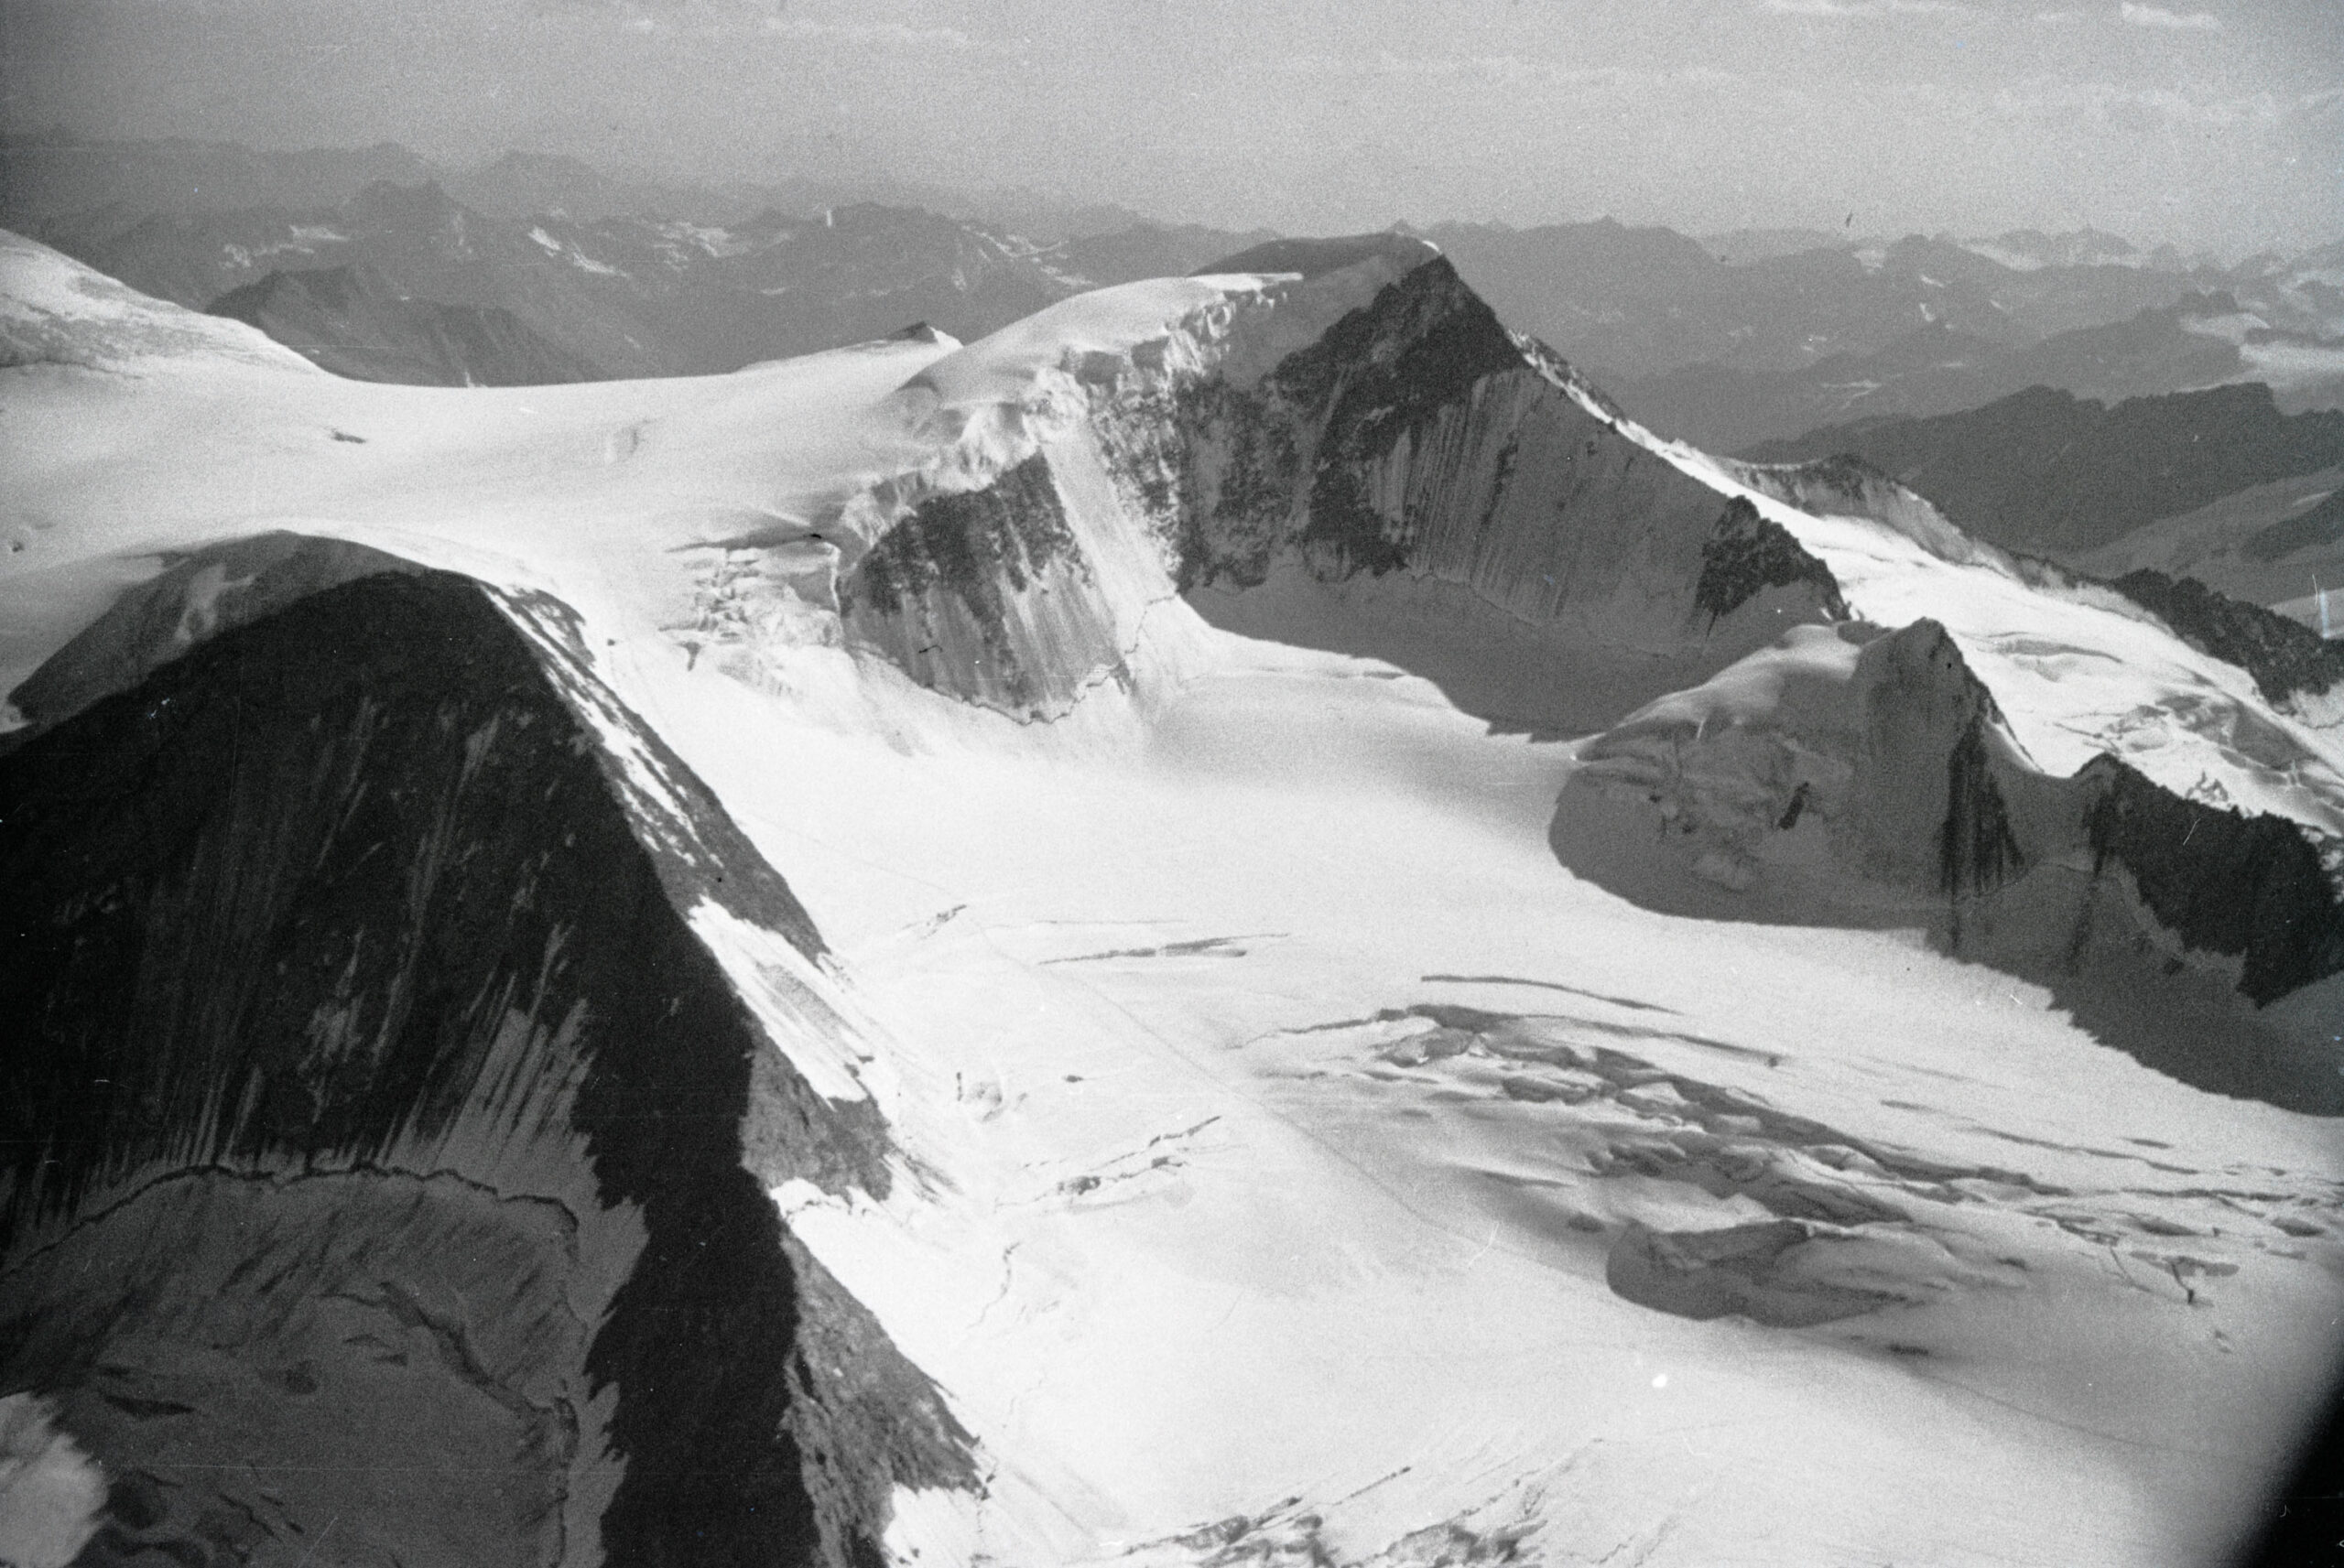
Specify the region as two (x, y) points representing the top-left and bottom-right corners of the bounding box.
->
(5, 0), (2339, 251)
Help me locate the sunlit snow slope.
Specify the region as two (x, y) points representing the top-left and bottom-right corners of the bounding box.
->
(3, 227), (2341, 1568)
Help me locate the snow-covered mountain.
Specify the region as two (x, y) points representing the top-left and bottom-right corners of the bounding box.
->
(2, 226), (2339, 1567)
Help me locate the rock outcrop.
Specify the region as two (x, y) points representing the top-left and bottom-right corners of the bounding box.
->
(0, 565), (971, 1566)
(1564, 617), (2344, 1102)
(2103, 567), (2344, 715)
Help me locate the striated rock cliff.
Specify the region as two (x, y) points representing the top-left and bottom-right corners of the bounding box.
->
(824, 251), (1848, 726)
(837, 452), (1123, 718)
(0, 566), (971, 1566)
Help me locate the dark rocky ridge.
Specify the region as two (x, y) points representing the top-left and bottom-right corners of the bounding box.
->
(1693, 497), (1850, 626)
(1185, 257), (1847, 726)
(2103, 568), (2344, 708)
(1880, 630), (2344, 1008)
(1191, 257), (1840, 632)
(1273, 254), (1537, 578)
(5, 531), (427, 740)
(0, 568), (971, 1564)
(2080, 755), (2344, 1005)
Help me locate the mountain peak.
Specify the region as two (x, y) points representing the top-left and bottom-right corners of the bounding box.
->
(1198, 231), (1439, 280)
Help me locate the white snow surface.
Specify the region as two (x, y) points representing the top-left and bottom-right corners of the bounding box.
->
(5, 232), (2343, 1567)
(0, 231), (318, 373)
(1577, 393), (2344, 836)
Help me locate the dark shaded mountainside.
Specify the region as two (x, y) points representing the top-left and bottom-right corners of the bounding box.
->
(1742, 383), (2344, 557)
(0, 542), (972, 1564)
(207, 260), (600, 385)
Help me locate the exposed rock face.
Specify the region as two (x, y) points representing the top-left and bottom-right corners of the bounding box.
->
(2105, 568), (2344, 711)
(1564, 616), (2344, 1101)
(1570, 619), (2042, 905)
(0, 568), (971, 1566)
(2080, 755), (2344, 1004)
(836, 252), (1849, 723)
(839, 451), (1118, 716)
(1848, 621), (2027, 897)
(1693, 497), (1850, 626)
(1174, 258), (1844, 645)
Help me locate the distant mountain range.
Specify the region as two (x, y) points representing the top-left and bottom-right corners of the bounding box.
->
(1605, 287), (2344, 451)
(0, 133), (1136, 240)
(1410, 221), (2344, 449)
(18, 175), (1260, 381)
(1417, 222), (2316, 378)
(12, 134), (2337, 391)
(206, 262), (599, 386)
(1742, 384), (2344, 619)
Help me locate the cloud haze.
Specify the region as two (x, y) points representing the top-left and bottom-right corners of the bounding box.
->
(2, 0), (2334, 252)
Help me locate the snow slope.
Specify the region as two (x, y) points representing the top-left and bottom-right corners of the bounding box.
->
(4, 230), (2341, 1567)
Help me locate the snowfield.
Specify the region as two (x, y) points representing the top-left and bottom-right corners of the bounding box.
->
(3, 228), (2340, 1567)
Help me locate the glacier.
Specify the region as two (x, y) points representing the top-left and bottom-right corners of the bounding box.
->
(1, 225), (2340, 1566)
